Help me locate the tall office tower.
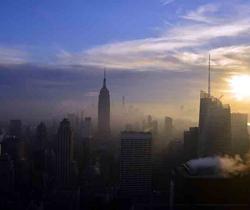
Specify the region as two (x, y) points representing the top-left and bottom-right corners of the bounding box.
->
(56, 119), (74, 188)
(120, 132), (152, 197)
(198, 91), (232, 156)
(231, 113), (249, 156)
(184, 127), (199, 161)
(81, 117), (92, 138)
(36, 122), (47, 151)
(9, 120), (22, 138)
(33, 122), (47, 179)
(98, 71), (110, 138)
(164, 116), (173, 138)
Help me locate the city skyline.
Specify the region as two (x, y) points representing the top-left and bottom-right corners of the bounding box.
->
(1, 1), (250, 209)
(0, 0), (250, 121)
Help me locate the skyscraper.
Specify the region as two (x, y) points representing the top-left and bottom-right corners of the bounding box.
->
(198, 55), (231, 156)
(184, 127), (199, 161)
(231, 113), (249, 156)
(98, 71), (111, 138)
(164, 116), (173, 139)
(81, 117), (92, 139)
(198, 91), (232, 156)
(120, 131), (152, 197)
(56, 119), (74, 188)
(36, 122), (47, 152)
(33, 122), (47, 186)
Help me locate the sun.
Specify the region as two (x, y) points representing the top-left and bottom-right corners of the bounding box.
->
(229, 75), (250, 100)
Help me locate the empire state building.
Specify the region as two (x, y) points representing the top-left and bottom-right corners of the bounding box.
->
(98, 71), (111, 137)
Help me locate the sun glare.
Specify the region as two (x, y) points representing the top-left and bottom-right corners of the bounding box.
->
(229, 75), (250, 100)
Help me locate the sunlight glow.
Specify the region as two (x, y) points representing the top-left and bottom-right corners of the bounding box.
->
(229, 75), (250, 100)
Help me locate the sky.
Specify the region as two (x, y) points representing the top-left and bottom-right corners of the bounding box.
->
(0, 0), (250, 121)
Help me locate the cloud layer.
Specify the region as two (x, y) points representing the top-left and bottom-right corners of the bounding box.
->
(55, 2), (250, 75)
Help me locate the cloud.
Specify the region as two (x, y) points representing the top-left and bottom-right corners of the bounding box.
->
(161, 0), (176, 6)
(0, 47), (28, 65)
(57, 2), (250, 73)
(181, 4), (219, 23)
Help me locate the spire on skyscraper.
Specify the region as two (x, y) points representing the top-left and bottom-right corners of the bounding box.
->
(103, 69), (106, 88)
(208, 54), (211, 97)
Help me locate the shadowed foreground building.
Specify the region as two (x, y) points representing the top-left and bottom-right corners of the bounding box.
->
(120, 131), (152, 198)
(184, 127), (199, 161)
(172, 161), (250, 210)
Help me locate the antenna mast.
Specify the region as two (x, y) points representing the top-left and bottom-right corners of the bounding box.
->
(208, 54), (211, 97)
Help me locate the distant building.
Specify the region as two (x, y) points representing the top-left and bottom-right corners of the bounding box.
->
(184, 127), (199, 161)
(164, 116), (173, 139)
(77, 117), (92, 175)
(32, 122), (48, 189)
(143, 115), (158, 135)
(198, 91), (232, 156)
(67, 113), (80, 131)
(120, 131), (152, 197)
(36, 122), (47, 152)
(98, 71), (111, 138)
(56, 119), (74, 189)
(81, 117), (92, 139)
(231, 113), (249, 156)
(9, 120), (22, 138)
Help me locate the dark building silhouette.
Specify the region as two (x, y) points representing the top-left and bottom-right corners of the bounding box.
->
(120, 131), (152, 197)
(0, 153), (14, 193)
(184, 127), (199, 161)
(32, 122), (48, 189)
(9, 120), (22, 138)
(1, 135), (20, 161)
(56, 119), (74, 189)
(98, 71), (111, 138)
(36, 122), (47, 152)
(164, 116), (173, 139)
(198, 91), (232, 156)
(172, 162), (250, 209)
(81, 117), (92, 139)
(231, 113), (249, 156)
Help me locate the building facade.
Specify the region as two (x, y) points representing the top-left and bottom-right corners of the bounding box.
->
(231, 113), (249, 156)
(56, 119), (74, 188)
(198, 91), (232, 156)
(120, 131), (152, 197)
